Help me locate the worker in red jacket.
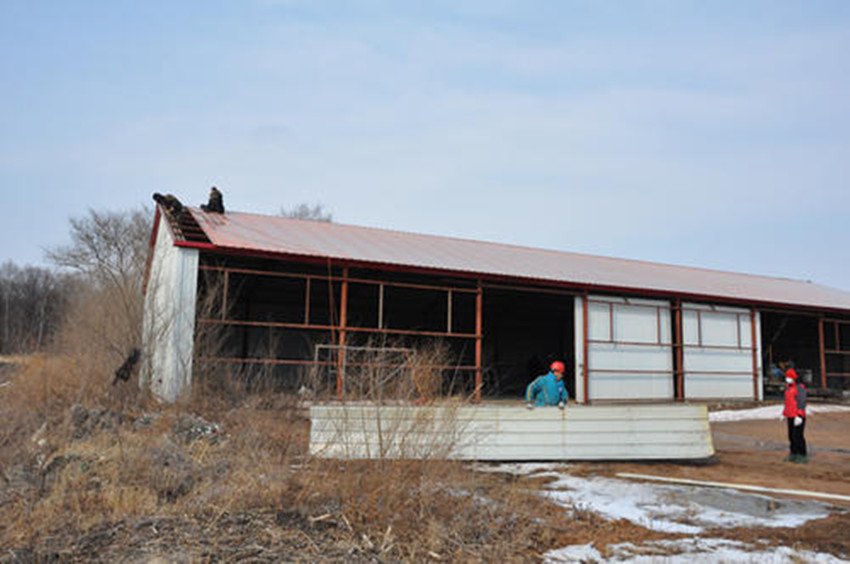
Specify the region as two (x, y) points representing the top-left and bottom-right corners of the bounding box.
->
(781, 362), (808, 463)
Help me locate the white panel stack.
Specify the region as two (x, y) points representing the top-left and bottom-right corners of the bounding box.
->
(310, 403), (714, 461)
(585, 296), (673, 401)
(682, 303), (758, 400)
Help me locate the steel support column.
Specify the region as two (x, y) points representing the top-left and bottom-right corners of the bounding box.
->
(475, 279), (483, 402)
(674, 299), (683, 401)
(222, 269), (229, 320)
(819, 316), (827, 388)
(336, 267), (349, 398)
(750, 308), (758, 400)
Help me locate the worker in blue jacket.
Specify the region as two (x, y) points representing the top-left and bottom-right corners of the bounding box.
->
(526, 360), (568, 409)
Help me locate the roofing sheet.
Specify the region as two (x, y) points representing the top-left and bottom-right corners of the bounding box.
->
(187, 208), (850, 313)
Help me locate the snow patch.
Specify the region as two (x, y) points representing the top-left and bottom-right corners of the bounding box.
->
(545, 537), (848, 563)
(481, 463), (833, 534)
(710, 404), (850, 423)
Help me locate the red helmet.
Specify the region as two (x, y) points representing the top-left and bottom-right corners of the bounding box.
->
(550, 361), (566, 373)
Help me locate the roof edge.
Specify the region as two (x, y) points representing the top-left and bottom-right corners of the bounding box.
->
(185, 243), (850, 316)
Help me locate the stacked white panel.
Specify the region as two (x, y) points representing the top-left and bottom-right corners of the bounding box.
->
(309, 403), (714, 461)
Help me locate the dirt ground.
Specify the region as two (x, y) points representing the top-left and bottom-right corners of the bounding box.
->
(584, 409), (850, 503)
(4, 403), (850, 562)
(551, 407), (850, 559)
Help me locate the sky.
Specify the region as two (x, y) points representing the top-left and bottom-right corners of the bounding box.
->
(1, 0), (849, 290)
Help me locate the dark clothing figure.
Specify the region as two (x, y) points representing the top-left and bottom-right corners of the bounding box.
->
(201, 186), (225, 213)
(781, 365), (808, 462)
(153, 193), (184, 215)
(113, 348), (141, 385)
(786, 417), (807, 459)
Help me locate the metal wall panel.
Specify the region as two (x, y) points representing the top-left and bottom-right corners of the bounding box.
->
(573, 298), (586, 403)
(142, 221), (199, 402)
(682, 303), (758, 400)
(309, 403), (714, 460)
(583, 296), (674, 401)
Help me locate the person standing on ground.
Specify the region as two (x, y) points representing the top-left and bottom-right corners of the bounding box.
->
(781, 361), (808, 463)
(526, 361), (568, 409)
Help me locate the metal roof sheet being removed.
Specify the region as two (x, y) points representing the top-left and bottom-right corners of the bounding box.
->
(187, 208), (850, 312)
(309, 403), (715, 461)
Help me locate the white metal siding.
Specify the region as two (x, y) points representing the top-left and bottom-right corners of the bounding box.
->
(583, 296), (673, 401)
(310, 403), (714, 460)
(141, 223), (199, 402)
(682, 303), (759, 400)
(574, 298), (586, 403)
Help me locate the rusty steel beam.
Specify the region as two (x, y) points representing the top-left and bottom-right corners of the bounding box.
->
(198, 357), (331, 366)
(337, 266), (349, 398)
(751, 309), (758, 400)
(447, 290), (453, 334)
(475, 279), (483, 403)
(198, 264), (477, 294)
(196, 318), (477, 339)
(819, 317), (828, 388)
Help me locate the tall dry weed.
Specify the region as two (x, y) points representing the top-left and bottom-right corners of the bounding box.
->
(1, 264), (572, 560)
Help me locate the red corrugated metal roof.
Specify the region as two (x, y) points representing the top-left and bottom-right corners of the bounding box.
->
(186, 207), (850, 312)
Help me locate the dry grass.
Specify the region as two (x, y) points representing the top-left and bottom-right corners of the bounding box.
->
(0, 343), (581, 562)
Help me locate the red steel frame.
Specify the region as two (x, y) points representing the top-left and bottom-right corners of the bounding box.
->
(475, 279), (483, 402)
(751, 308), (759, 400)
(819, 317), (827, 388)
(194, 263), (483, 398)
(674, 299), (684, 401)
(820, 317), (850, 382)
(336, 266), (349, 397)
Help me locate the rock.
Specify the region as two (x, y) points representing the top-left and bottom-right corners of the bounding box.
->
(172, 414), (220, 444)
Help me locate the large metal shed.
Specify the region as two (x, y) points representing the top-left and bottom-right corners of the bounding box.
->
(142, 204), (850, 403)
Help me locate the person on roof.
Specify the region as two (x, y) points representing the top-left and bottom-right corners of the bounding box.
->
(201, 186), (225, 213)
(780, 361), (808, 463)
(526, 360), (568, 409)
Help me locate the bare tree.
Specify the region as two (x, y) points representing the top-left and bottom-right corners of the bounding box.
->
(0, 262), (72, 354)
(46, 208), (151, 288)
(46, 207), (153, 357)
(279, 203), (333, 223)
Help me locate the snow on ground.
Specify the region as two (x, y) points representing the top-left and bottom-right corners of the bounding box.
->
(709, 404), (850, 423)
(477, 463), (843, 562)
(482, 463), (833, 534)
(545, 538), (849, 563)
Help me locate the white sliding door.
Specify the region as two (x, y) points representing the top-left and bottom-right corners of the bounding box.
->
(580, 296), (673, 401)
(682, 303), (760, 400)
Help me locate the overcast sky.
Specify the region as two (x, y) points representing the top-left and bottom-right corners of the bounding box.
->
(2, 1), (849, 290)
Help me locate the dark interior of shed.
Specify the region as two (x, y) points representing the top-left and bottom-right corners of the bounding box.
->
(760, 311), (821, 394)
(481, 288), (575, 398)
(822, 318), (850, 391)
(194, 259), (482, 395)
